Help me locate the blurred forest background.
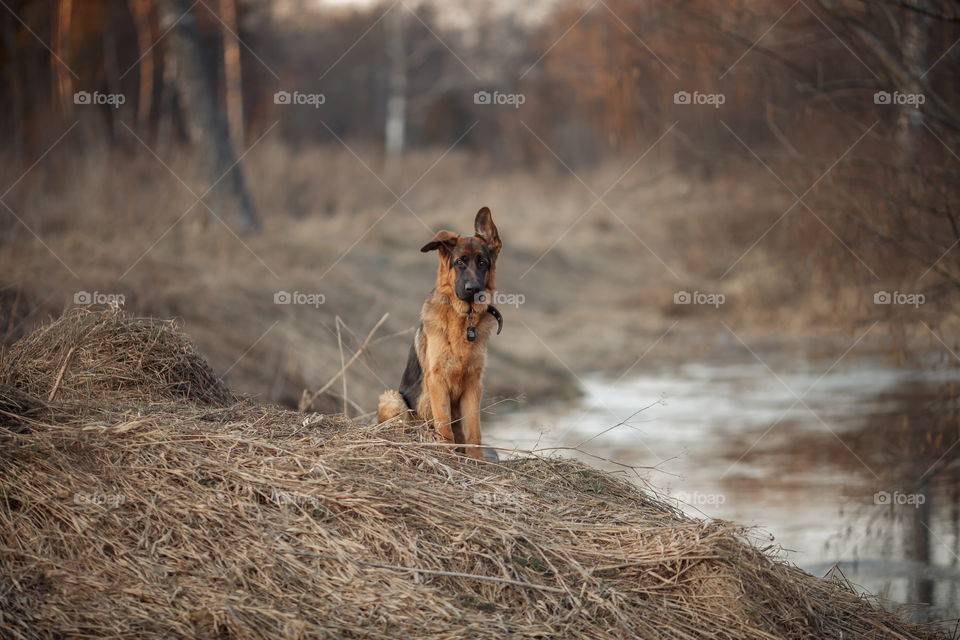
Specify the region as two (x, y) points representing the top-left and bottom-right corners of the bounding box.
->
(0, 0), (958, 413)
(3, 0), (960, 620)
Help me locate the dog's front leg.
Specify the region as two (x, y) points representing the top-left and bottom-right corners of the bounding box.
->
(426, 375), (455, 445)
(459, 381), (485, 460)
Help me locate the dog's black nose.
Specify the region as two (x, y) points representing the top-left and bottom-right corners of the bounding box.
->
(464, 282), (480, 294)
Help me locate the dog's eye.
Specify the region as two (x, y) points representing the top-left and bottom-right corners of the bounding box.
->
(455, 258), (467, 267)
(477, 258), (487, 267)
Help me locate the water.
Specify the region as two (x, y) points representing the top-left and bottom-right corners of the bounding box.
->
(485, 354), (960, 623)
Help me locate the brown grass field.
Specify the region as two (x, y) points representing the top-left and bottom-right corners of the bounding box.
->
(3, 143), (943, 419)
(0, 308), (949, 639)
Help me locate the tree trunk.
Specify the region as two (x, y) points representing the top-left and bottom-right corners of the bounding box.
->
(909, 477), (934, 610)
(895, 0), (928, 171)
(52, 0), (73, 120)
(128, 0), (156, 135)
(4, 8), (23, 159)
(384, 7), (406, 164)
(103, 0), (122, 141)
(219, 0), (244, 150)
(158, 0), (260, 234)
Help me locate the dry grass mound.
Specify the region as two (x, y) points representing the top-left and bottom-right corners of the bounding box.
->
(0, 310), (948, 639)
(0, 307), (232, 407)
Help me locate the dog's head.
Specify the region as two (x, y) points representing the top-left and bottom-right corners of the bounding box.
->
(421, 207), (502, 306)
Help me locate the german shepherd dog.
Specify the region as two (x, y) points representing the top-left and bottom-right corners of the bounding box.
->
(377, 207), (503, 460)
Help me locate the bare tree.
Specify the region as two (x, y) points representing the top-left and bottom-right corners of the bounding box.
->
(128, 0), (156, 134)
(894, 0), (930, 167)
(159, 0), (260, 234)
(817, 0), (960, 132)
(52, 0), (73, 120)
(219, 0), (244, 150)
(384, 6), (406, 162)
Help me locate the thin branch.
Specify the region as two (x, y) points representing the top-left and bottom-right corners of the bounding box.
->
(48, 346), (76, 401)
(878, 0), (960, 24)
(299, 313), (390, 411)
(572, 399), (663, 449)
(335, 316), (348, 416)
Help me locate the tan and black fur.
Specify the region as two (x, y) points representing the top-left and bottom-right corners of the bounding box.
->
(377, 207), (502, 460)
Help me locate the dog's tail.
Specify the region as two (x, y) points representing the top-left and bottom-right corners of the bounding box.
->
(377, 389), (409, 424)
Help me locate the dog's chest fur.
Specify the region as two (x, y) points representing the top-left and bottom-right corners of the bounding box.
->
(416, 295), (495, 408)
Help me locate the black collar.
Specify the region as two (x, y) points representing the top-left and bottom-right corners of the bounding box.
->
(487, 304), (503, 335)
(464, 304), (503, 342)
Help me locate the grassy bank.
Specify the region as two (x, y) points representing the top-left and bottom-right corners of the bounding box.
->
(8, 143), (951, 419)
(0, 308), (947, 638)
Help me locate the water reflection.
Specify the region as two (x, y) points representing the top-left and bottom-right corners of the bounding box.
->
(817, 380), (960, 623)
(485, 355), (960, 623)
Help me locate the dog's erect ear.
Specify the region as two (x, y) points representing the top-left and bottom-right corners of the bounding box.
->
(474, 207), (501, 256)
(420, 229), (460, 253)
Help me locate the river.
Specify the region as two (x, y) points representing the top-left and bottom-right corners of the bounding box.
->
(485, 353), (960, 624)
